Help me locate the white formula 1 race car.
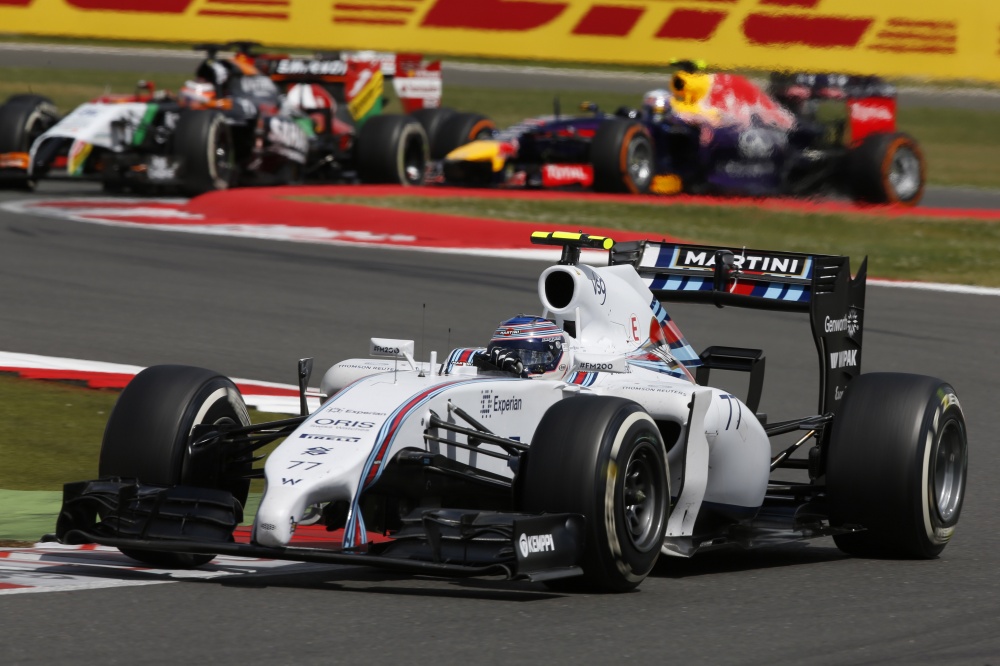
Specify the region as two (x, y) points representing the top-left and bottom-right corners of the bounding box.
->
(56, 232), (968, 592)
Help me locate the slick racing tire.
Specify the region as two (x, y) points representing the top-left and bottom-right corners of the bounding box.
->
(172, 110), (236, 195)
(357, 114), (429, 185)
(99, 365), (252, 568)
(591, 119), (654, 194)
(826, 373), (967, 559)
(410, 107), (456, 159)
(849, 132), (925, 206)
(0, 94), (59, 191)
(430, 111), (496, 160)
(520, 396), (669, 592)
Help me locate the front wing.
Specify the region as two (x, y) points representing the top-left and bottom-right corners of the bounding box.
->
(56, 479), (585, 583)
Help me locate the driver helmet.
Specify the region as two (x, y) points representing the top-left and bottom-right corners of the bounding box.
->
(180, 79), (216, 106)
(669, 69), (712, 108)
(488, 315), (567, 377)
(643, 88), (671, 122)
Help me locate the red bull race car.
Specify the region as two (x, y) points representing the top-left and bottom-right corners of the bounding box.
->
(432, 62), (925, 206)
(54, 231), (966, 592)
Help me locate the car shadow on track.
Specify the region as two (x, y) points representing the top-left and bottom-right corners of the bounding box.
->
(210, 564), (564, 602)
(202, 542), (849, 599)
(649, 541), (848, 580)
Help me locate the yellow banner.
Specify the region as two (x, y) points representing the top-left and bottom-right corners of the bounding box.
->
(1, 0), (998, 82)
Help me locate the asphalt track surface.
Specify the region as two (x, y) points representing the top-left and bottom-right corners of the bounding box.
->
(1, 181), (999, 665)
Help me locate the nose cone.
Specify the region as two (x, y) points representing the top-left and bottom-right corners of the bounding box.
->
(252, 498), (298, 547)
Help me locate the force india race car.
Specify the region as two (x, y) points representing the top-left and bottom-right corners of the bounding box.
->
(55, 232), (967, 592)
(0, 94), (61, 190)
(433, 62), (926, 206)
(0, 43), (493, 194)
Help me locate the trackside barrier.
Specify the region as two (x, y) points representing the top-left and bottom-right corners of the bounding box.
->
(0, 0), (997, 82)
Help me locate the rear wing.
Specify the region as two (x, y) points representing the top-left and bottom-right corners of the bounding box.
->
(768, 71), (897, 143)
(609, 240), (866, 416)
(254, 51), (442, 115)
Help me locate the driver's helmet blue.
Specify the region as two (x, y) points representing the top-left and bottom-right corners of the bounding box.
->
(488, 315), (566, 376)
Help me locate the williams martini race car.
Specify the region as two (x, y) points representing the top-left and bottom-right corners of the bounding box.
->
(55, 232), (966, 591)
(8, 43), (491, 194)
(433, 62), (926, 206)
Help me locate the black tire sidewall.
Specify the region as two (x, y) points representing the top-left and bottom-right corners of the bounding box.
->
(99, 365), (250, 568)
(591, 119), (653, 194)
(849, 132), (925, 205)
(0, 97), (57, 191)
(409, 107), (457, 159)
(432, 112), (495, 160)
(99, 365), (251, 503)
(827, 373), (967, 558)
(356, 114), (429, 185)
(521, 396), (668, 591)
(173, 110), (235, 194)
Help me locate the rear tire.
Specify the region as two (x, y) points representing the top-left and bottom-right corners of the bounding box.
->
(519, 396), (669, 592)
(172, 110), (236, 196)
(0, 94), (59, 191)
(849, 132), (925, 206)
(591, 119), (653, 194)
(410, 107), (456, 159)
(431, 111), (496, 159)
(356, 114), (429, 185)
(100, 365), (252, 567)
(826, 373), (967, 558)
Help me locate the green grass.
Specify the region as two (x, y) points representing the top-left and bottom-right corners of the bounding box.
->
(0, 374), (116, 490)
(896, 107), (1000, 189)
(0, 374), (287, 492)
(298, 195), (1000, 287)
(0, 374), (289, 543)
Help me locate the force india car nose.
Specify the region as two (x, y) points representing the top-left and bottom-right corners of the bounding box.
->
(56, 232), (967, 592)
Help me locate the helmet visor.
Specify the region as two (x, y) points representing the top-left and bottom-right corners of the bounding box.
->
(489, 337), (563, 374)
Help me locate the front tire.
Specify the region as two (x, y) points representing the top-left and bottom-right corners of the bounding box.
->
(356, 114), (429, 185)
(826, 373), (967, 558)
(519, 396), (669, 592)
(410, 107), (456, 159)
(431, 111), (496, 159)
(100, 365), (252, 567)
(172, 110), (236, 196)
(0, 94), (59, 191)
(591, 119), (653, 194)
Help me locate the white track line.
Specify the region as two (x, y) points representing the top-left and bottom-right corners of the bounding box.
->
(0, 351), (317, 414)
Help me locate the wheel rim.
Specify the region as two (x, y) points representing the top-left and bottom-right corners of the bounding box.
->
(626, 137), (653, 190)
(621, 439), (664, 551)
(402, 134), (426, 185)
(887, 145), (921, 201)
(26, 114), (47, 147)
(933, 419), (966, 524)
(211, 122), (235, 187)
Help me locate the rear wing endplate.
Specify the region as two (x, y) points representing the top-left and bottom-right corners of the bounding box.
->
(610, 240), (866, 416)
